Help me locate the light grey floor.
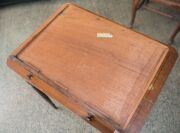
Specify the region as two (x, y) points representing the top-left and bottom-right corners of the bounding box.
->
(0, 0), (180, 133)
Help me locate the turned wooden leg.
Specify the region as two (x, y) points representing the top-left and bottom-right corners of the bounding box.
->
(130, 0), (140, 28)
(169, 23), (180, 44)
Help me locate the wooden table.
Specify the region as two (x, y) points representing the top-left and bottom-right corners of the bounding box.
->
(7, 3), (178, 133)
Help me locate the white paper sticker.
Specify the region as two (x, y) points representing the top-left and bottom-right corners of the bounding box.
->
(97, 33), (113, 38)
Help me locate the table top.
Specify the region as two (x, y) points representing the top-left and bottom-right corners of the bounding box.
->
(16, 3), (169, 129)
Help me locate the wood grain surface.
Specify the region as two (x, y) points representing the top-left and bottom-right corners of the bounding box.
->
(7, 3), (178, 133)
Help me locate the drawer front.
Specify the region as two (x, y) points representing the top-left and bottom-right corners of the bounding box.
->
(29, 72), (115, 133)
(7, 58), (115, 133)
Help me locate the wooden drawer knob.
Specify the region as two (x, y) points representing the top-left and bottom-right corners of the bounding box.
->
(27, 73), (33, 80)
(86, 114), (94, 122)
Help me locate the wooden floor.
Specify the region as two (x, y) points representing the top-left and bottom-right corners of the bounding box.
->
(0, 0), (180, 133)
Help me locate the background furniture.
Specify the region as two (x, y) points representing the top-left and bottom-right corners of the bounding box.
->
(130, 0), (180, 44)
(0, 0), (39, 6)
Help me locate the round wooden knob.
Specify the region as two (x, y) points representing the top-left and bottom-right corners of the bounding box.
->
(86, 114), (94, 122)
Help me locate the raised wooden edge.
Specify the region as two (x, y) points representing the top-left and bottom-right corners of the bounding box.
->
(12, 2), (171, 57)
(123, 47), (178, 133)
(11, 3), (70, 57)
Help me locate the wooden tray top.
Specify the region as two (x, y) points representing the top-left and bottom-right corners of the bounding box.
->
(8, 3), (177, 131)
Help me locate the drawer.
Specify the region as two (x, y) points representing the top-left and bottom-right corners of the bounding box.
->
(7, 57), (115, 133)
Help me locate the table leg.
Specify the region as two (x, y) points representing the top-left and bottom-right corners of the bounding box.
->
(130, 0), (139, 28)
(169, 23), (180, 44)
(31, 85), (58, 109)
(130, 0), (150, 28)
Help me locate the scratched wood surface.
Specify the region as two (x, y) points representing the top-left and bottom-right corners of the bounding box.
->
(13, 4), (172, 129)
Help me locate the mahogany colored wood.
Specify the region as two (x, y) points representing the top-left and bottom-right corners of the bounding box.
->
(7, 3), (178, 133)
